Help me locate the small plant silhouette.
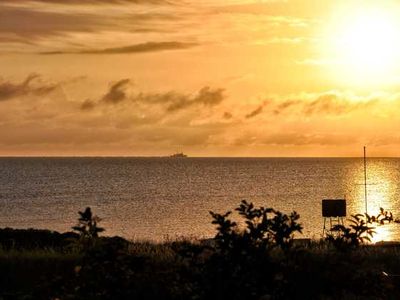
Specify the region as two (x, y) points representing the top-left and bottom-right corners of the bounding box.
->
(366, 207), (394, 225)
(326, 213), (375, 250)
(72, 207), (104, 239)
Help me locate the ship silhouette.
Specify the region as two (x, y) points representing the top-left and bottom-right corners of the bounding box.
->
(169, 152), (188, 158)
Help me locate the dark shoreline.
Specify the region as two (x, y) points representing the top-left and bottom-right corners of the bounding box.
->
(1, 227), (400, 299)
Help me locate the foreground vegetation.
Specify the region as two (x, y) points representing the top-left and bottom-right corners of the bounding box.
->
(1, 204), (400, 299)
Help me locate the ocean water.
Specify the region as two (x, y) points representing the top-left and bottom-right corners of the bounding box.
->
(1, 157), (400, 242)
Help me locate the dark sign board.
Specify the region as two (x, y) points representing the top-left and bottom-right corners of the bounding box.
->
(322, 199), (346, 217)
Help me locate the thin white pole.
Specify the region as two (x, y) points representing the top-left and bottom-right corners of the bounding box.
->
(364, 146), (368, 214)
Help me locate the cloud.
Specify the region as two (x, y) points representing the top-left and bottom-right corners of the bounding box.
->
(270, 93), (378, 116)
(302, 94), (376, 116)
(80, 99), (96, 111)
(245, 105), (263, 119)
(136, 86), (224, 112)
(40, 41), (197, 55)
(210, 1), (328, 19)
(0, 6), (100, 39)
(194, 87), (225, 106)
(124, 86), (224, 112)
(223, 112), (232, 119)
(0, 1), (182, 51)
(134, 86), (225, 112)
(0, 74), (58, 101)
(0, 125), (133, 146)
(272, 99), (301, 115)
(165, 87), (225, 112)
(261, 132), (355, 146)
(233, 132), (356, 147)
(2, 0), (173, 4)
(101, 79), (131, 104)
(245, 100), (270, 119)
(80, 81), (225, 114)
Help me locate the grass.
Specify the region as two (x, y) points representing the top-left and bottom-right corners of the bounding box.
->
(0, 249), (80, 299)
(1, 237), (400, 299)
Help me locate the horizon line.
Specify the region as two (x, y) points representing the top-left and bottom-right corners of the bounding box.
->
(0, 155), (398, 159)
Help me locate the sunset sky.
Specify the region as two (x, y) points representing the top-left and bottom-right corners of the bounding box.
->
(1, 0), (400, 156)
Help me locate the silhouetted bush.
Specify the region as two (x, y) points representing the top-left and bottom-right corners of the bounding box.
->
(210, 200), (302, 254)
(0, 228), (78, 251)
(191, 201), (303, 299)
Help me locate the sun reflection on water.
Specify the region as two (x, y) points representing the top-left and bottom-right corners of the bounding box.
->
(347, 159), (400, 243)
(370, 224), (395, 243)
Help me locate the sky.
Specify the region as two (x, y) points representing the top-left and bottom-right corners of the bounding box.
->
(1, 0), (400, 157)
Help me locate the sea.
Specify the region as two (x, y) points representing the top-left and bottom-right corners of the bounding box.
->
(1, 157), (400, 242)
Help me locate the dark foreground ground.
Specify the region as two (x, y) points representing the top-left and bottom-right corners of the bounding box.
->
(1, 228), (400, 300)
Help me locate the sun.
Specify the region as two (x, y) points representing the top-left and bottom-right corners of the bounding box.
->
(325, 4), (400, 85)
(337, 9), (400, 71)
(340, 11), (398, 71)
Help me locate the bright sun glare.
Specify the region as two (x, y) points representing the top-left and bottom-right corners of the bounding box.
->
(328, 4), (400, 84)
(341, 13), (397, 70)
